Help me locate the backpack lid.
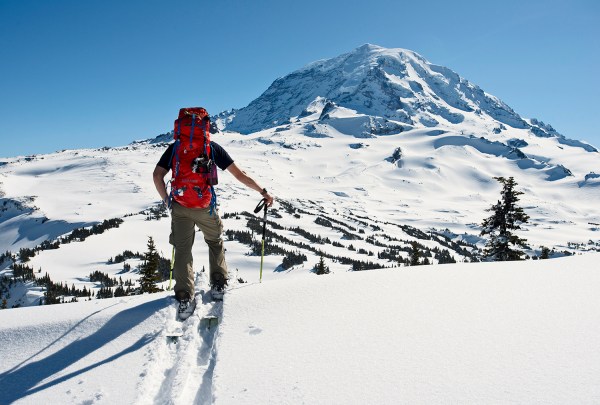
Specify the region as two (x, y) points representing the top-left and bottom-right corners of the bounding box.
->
(178, 107), (209, 120)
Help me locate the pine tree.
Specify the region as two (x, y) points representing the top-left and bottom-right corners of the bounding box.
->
(114, 285), (126, 297)
(480, 177), (530, 261)
(314, 255), (330, 275)
(139, 237), (161, 293)
(409, 241), (422, 266)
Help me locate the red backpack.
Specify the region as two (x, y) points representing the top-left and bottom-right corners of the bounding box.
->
(170, 107), (218, 210)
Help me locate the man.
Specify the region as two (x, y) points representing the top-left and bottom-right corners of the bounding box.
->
(153, 125), (274, 319)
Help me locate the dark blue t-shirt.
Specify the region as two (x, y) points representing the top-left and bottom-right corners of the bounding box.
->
(157, 141), (234, 171)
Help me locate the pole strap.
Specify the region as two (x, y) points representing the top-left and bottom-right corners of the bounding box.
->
(254, 198), (267, 214)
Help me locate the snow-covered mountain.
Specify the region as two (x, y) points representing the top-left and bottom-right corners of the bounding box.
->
(216, 45), (600, 249)
(223, 44), (596, 149)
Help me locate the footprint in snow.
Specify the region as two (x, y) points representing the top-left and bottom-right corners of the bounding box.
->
(248, 326), (263, 335)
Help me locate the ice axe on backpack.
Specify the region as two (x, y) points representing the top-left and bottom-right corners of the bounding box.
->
(254, 198), (268, 283)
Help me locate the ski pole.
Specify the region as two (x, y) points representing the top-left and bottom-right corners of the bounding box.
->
(254, 198), (268, 283)
(168, 246), (175, 290)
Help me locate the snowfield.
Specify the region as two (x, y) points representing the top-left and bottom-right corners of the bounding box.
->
(1, 254), (599, 404)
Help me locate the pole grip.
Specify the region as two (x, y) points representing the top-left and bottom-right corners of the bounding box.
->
(254, 198), (267, 213)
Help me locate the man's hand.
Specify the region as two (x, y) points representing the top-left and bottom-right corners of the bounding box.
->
(261, 189), (275, 207)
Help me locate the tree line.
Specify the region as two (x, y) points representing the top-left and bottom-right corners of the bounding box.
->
(17, 218), (124, 263)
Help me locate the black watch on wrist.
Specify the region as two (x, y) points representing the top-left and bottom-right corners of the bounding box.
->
(261, 188), (268, 196)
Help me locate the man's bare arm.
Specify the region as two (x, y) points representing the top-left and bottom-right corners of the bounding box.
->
(153, 165), (170, 202)
(226, 163), (274, 206)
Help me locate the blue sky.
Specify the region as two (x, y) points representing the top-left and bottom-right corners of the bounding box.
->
(1, 0), (598, 157)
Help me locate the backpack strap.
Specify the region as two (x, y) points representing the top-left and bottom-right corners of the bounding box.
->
(171, 139), (181, 177)
(209, 186), (217, 216)
(167, 139), (181, 208)
(203, 120), (208, 156)
(189, 114), (196, 148)
(208, 143), (218, 215)
(176, 119), (181, 139)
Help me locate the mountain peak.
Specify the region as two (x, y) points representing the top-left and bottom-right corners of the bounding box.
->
(223, 44), (528, 134)
(349, 43), (421, 60)
(357, 43), (382, 51)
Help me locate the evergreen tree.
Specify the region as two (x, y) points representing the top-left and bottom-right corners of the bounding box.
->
(314, 255), (330, 275)
(44, 288), (60, 305)
(409, 241), (422, 266)
(139, 237), (161, 293)
(480, 176), (530, 261)
(114, 285), (127, 297)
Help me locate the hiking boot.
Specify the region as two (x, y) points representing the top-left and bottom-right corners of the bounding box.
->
(211, 273), (227, 301)
(177, 296), (196, 320)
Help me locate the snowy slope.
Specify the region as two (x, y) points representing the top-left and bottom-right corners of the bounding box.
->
(0, 292), (170, 405)
(214, 254), (600, 404)
(2, 126), (598, 309)
(1, 255), (599, 404)
(0, 145), (161, 252)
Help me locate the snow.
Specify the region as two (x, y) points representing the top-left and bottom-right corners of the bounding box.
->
(0, 147), (158, 224)
(214, 255), (600, 404)
(0, 291), (169, 404)
(1, 255), (600, 404)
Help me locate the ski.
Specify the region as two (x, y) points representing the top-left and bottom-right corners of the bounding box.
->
(198, 291), (222, 333)
(165, 329), (183, 343)
(210, 289), (224, 301)
(199, 315), (218, 330)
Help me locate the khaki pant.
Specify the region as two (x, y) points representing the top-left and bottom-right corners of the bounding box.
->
(170, 201), (228, 299)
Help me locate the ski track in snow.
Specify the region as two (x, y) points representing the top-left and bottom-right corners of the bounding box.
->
(136, 273), (222, 405)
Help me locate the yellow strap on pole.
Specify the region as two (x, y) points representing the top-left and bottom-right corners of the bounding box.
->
(259, 240), (265, 283)
(254, 198), (268, 284)
(168, 246), (175, 290)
